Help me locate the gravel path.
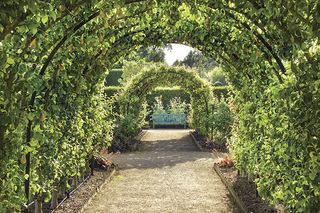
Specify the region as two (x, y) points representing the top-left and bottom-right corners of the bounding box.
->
(82, 129), (240, 213)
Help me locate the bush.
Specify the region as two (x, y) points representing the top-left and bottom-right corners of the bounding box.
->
(146, 87), (190, 109)
(111, 114), (142, 151)
(208, 99), (234, 142)
(167, 97), (190, 114)
(151, 96), (190, 114)
(206, 66), (227, 86)
(152, 96), (166, 114)
(111, 99), (148, 151)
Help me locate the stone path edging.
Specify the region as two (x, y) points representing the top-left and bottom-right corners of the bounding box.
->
(189, 130), (205, 151)
(189, 130), (248, 213)
(213, 164), (249, 213)
(79, 167), (116, 213)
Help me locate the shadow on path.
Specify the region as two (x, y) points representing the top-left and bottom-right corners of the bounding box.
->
(83, 129), (240, 213)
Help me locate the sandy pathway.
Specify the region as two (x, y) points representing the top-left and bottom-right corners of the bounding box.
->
(82, 129), (239, 213)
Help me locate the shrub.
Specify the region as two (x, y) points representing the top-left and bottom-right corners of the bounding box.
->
(167, 97), (190, 114)
(152, 96), (166, 114)
(146, 87), (190, 109)
(208, 98), (234, 142)
(111, 100), (148, 151)
(213, 86), (230, 100)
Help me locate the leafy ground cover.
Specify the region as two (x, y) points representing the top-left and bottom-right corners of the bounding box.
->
(191, 131), (228, 153)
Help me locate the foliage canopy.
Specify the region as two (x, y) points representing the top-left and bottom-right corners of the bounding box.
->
(0, 0), (319, 212)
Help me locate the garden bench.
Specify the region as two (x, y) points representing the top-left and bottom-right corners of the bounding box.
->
(151, 113), (186, 128)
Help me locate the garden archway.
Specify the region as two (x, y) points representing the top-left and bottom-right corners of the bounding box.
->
(117, 65), (213, 135)
(0, 1), (319, 212)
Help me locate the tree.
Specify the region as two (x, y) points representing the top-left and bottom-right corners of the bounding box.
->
(173, 50), (217, 77)
(206, 66), (227, 86)
(113, 46), (166, 83)
(136, 46), (165, 63)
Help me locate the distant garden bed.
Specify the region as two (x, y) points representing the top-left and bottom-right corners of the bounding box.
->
(191, 131), (228, 153)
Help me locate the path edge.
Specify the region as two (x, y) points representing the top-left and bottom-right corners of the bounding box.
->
(79, 167), (116, 213)
(189, 130), (205, 151)
(134, 129), (147, 141)
(213, 164), (248, 213)
(189, 130), (248, 213)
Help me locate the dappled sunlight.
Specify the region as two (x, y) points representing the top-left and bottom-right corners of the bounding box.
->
(83, 130), (240, 213)
(0, 0), (319, 212)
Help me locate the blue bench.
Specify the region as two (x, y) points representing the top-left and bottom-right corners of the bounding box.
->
(151, 113), (186, 128)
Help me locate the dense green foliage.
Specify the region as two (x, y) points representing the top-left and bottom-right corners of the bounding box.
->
(173, 51), (228, 86)
(213, 86), (230, 100)
(120, 60), (163, 84)
(105, 86), (225, 105)
(104, 86), (122, 97)
(115, 46), (166, 84)
(151, 96), (166, 114)
(147, 88), (190, 109)
(127, 46), (165, 63)
(207, 99), (234, 142)
(0, 0), (319, 212)
(207, 66), (227, 86)
(105, 69), (123, 86)
(173, 50), (217, 77)
(151, 96), (189, 115)
(167, 97), (189, 114)
(116, 65), (213, 137)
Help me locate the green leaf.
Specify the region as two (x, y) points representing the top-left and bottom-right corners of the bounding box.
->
(295, 187), (303, 193)
(30, 139), (39, 147)
(7, 57), (14, 65)
(42, 15), (48, 24)
(309, 172), (317, 180)
(50, 10), (57, 21)
(24, 174), (29, 180)
(29, 24), (38, 35)
(27, 112), (35, 120)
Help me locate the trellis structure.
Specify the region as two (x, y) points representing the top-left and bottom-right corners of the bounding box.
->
(0, 0), (319, 212)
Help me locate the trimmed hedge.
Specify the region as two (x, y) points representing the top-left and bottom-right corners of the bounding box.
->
(146, 88), (191, 108)
(105, 69), (123, 86)
(104, 86), (122, 97)
(105, 86), (230, 102)
(213, 86), (230, 100)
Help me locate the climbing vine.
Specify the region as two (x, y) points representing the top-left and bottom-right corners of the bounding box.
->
(0, 0), (319, 212)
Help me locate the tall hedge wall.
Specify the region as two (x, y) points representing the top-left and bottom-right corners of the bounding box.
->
(146, 88), (190, 108)
(105, 69), (123, 86)
(104, 86), (229, 104)
(213, 86), (230, 100)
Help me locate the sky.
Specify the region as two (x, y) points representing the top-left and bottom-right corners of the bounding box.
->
(163, 43), (193, 65)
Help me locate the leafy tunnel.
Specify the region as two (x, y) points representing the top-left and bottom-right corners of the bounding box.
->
(0, 0), (319, 212)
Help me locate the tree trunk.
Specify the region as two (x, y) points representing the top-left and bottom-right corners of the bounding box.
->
(50, 187), (59, 209)
(35, 197), (43, 213)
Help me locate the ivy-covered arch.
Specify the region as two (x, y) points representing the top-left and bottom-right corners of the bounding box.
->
(117, 65), (213, 135)
(0, 0), (319, 212)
